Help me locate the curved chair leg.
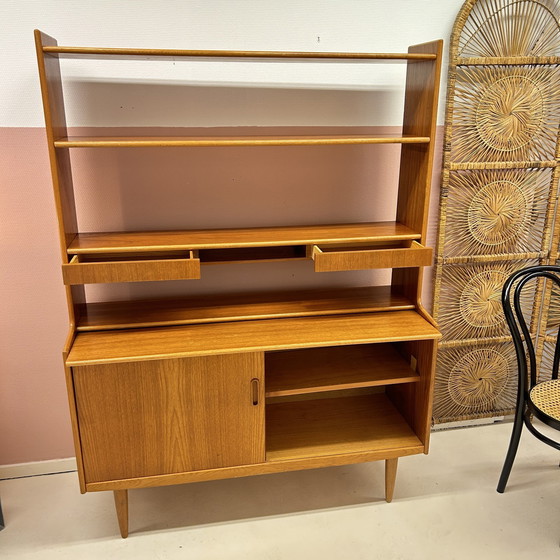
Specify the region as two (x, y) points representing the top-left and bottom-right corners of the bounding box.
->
(497, 411), (524, 493)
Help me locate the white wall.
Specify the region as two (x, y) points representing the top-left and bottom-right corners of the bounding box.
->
(2, 0), (463, 128)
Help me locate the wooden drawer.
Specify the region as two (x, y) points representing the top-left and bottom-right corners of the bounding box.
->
(309, 241), (432, 272)
(62, 251), (200, 284)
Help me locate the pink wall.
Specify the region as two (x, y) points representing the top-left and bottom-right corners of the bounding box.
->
(0, 128), (73, 464)
(0, 126), (442, 465)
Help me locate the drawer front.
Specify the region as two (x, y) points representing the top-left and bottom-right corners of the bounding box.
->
(62, 252), (200, 284)
(311, 241), (432, 272)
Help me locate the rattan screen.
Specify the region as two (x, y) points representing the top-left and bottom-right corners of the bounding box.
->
(432, 0), (560, 423)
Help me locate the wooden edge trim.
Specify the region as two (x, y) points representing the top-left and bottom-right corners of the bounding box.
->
(84, 445), (424, 491)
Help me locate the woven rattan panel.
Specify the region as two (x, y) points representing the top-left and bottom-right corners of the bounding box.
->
(432, 0), (560, 424)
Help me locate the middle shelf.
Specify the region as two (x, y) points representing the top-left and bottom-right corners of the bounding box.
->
(77, 285), (415, 331)
(62, 222), (431, 285)
(68, 221), (422, 253)
(54, 133), (431, 148)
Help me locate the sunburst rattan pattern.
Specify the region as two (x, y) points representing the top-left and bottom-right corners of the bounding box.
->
(443, 169), (550, 257)
(433, 342), (518, 422)
(451, 65), (560, 163)
(437, 261), (536, 341)
(457, 0), (560, 58)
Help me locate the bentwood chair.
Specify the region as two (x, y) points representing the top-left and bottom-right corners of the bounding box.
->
(497, 265), (560, 493)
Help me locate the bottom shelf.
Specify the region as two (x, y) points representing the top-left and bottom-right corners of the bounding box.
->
(266, 393), (422, 462)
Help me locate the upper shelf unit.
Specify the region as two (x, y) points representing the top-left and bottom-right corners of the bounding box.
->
(36, 30), (442, 306)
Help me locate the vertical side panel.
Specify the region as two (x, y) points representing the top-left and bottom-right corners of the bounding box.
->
(387, 338), (437, 451)
(34, 30), (79, 256)
(396, 39), (443, 238)
(63, 330), (87, 493)
(34, 30), (84, 323)
(393, 40), (443, 305)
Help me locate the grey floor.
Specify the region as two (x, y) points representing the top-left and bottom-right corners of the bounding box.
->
(0, 421), (558, 559)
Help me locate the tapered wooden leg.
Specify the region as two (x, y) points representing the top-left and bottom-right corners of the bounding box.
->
(113, 490), (129, 538)
(385, 458), (398, 503)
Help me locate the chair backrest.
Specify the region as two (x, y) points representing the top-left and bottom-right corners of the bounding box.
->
(502, 265), (560, 398)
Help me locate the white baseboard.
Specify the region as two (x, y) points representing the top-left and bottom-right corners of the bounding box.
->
(432, 416), (506, 431)
(0, 458), (77, 480)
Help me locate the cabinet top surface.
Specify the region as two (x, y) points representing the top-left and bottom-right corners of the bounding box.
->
(67, 310), (441, 366)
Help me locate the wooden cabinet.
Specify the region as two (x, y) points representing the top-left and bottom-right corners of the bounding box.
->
(35, 30), (443, 538)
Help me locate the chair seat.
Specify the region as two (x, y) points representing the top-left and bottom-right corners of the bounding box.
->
(530, 379), (560, 422)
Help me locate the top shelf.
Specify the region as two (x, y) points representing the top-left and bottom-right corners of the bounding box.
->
(42, 45), (437, 62)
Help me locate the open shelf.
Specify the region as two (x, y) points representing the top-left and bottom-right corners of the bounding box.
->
(42, 44), (437, 61)
(266, 343), (419, 397)
(66, 310), (441, 366)
(77, 286), (414, 331)
(266, 393), (422, 462)
(68, 222), (421, 254)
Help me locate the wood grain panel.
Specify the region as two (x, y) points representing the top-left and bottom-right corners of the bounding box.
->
(35, 30), (85, 324)
(396, 40), (443, 237)
(85, 441), (424, 491)
(34, 30), (79, 253)
(77, 286), (414, 331)
(266, 394), (421, 461)
(393, 40), (443, 306)
(73, 354), (265, 483)
(311, 241), (432, 271)
(62, 252), (200, 284)
(265, 343), (419, 397)
(68, 222), (421, 254)
(386, 338), (437, 450)
(67, 311), (442, 366)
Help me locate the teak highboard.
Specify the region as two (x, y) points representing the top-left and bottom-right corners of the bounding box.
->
(35, 30), (443, 538)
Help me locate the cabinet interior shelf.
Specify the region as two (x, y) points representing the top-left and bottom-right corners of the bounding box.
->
(76, 286), (414, 331)
(43, 45), (437, 61)
(68, 222), (421, 254)
(266, 343), (420, 397)
(266, 393), (423, 462)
